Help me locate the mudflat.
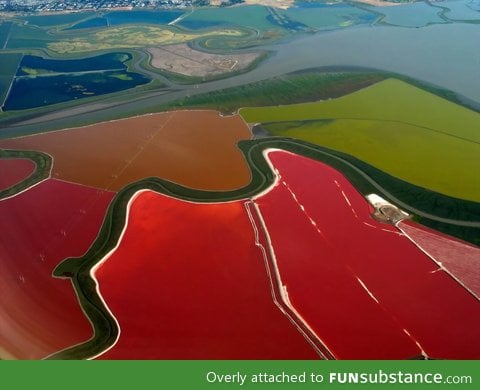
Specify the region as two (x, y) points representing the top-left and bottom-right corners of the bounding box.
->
(149, 43), (262, 78)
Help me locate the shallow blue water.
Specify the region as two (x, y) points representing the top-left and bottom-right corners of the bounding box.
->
(67, 10), (184, 30)
(4, 70), (150, 111)
(16, 53), (131, 75)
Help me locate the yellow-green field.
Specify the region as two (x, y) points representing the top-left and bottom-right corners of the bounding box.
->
(240, 79), (480, 201)
(47, 25), (244, 54)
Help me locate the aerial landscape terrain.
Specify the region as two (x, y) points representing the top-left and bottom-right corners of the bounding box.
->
(0, 0), (479, 360)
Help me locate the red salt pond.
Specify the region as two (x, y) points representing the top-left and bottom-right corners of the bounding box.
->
(398, 220), (480, 300)
(94, 191), (319, 359)
(0, 158), (36, 192)
(253, 150), (480, 359)
(0, 178), (115, 359)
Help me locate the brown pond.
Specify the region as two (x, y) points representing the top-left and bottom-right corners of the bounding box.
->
(0, 111), (252, 191)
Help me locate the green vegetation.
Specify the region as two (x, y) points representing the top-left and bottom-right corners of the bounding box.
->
(109, 73), (133, 81)
(318, 143), (480, 245)
(241, 78), (480, 201)
(195, 28), (284, 50)
(0, 149), (51, 199)
(165, 70), (387, 112)
(240, 79), (480, 142)
(0, 53), (22, 107)
(18, 66), (37, 76)
(2, 18), (254, 56)
(18, 66), (57, 76)
(47, 25), (245, 54)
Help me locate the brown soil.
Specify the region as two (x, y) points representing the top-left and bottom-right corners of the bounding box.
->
(0, 110), (252, 191)
(149, 44), (262, 78)
(351, 0), (400, 7)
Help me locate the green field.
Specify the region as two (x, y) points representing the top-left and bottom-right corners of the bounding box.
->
(0, 53), (22, 107)
(165, 71), (387, 112)
(240, 78), (480, 202)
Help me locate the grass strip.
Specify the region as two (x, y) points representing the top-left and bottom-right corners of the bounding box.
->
(48, 138), (479, 359)
(0, 148), (51, 199)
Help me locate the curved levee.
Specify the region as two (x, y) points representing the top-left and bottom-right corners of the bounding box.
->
(48, 138), (480, 359)
(0, 149), (52, 200)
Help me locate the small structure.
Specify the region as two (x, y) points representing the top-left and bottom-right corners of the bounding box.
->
(366, 193), (410, 224)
